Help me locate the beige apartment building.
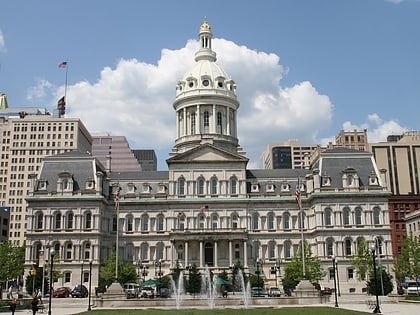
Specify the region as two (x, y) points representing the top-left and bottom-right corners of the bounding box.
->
(0, 107), (92, 245)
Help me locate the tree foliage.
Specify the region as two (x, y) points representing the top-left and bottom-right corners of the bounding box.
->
(99, 250), (137, 289)
(367, 267), (394, 296)
(351, 239), (371, 280)
(394, 233), (420, 284)
(0, 241), (25, 284)
(186, 263), (201, 294)
(282, 241), (326, 292)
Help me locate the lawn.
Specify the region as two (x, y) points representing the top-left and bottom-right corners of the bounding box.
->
(76, 307), (369, 315)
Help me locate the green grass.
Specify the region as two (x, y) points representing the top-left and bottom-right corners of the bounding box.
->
(76, 307), (369, 315)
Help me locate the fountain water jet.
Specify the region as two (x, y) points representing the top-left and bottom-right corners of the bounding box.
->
(203, 265), (216, 309)
(170, 271), (185, 309)
(238, 270), (251, 308)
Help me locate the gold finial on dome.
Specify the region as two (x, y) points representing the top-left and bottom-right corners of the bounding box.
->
(200, 18), (211, 32)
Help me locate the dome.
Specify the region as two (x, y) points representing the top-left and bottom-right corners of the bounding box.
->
(175, 19), (237, 100)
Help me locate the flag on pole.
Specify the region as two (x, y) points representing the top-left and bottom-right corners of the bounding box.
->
(295, 179), (301, 209)
(57, 96), (66, 115)
(58, 61), (67, 68)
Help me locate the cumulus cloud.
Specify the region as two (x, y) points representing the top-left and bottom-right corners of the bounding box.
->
(342, 114), (408, 143)
(27, 79), (54, 101)
(58, 38), (334, 169)
(0, 29), (6, 52)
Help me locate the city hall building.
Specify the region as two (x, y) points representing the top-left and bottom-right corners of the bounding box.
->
(25, 20), (392, 294)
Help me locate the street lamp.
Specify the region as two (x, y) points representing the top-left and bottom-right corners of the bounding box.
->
(271, 262), (280, 288)
(48, 249), (55, 315)
(156, 259), (162, 297)
(335, 260), (341, 296)
(371, 245), (381, 313)
(30, 267), (37, 296)
(80, 261), (84, 286)
(140, 263), (149, 283)
(331, 255), (339, 307)
(88, 259), (93, 311)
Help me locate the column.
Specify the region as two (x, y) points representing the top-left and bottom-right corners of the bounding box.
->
(229, 241), (232, 266)
(184, 241), (189, 267)
(199, 241), (203, 267)
(212, 104), (216, 133)
(243, 241), (248, 268)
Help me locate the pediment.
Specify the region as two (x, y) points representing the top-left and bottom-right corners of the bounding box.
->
(167, 144), (248, 164)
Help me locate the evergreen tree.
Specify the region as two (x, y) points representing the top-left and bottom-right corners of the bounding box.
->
(186, 263), (201, 295)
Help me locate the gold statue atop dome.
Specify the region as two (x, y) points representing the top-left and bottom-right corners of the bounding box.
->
(200, 18), (211, 32)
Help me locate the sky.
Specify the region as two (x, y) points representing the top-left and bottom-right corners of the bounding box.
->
(0, 0), (419, 170)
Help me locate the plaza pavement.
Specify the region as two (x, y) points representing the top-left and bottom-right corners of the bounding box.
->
(11, 294), (419, 315)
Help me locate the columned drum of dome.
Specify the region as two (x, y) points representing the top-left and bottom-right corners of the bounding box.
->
(172, 20), (243, 156)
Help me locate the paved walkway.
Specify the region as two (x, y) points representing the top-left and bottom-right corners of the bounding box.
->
(11, 295), (420, 315)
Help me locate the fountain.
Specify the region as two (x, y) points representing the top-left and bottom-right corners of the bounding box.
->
(237, 269), (251, 308)
(170, 271), (185, 309)
(202, 265), (217, 309)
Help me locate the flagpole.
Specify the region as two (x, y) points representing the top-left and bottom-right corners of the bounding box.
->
(64, 61), (68, 100)
(296, 177), (306, 279)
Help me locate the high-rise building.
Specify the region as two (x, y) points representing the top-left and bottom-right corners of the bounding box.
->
(0, 107), (92, 245)
(24, 20), (392, 295)
(335, 129), (368, 151)
(369, 131), (420, 256)
(260, 140), (317, 169)
(132, 149), (157, 171)
(91, 133), (143, 172)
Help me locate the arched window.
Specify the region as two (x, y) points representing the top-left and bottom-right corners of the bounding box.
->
(299, 212), (306, 230)
(211, 214), (218, 229)
(140, 243), (149, 261)
(253, 242), (260, 259)
(347, 175), (354, 186)
(203, 111), (210, 133)
(210, 177), (218, 195)
(231, 213), (239, 229)
(156, 243), (164, 261)
(197, 178), (205, 195)
(178, 178), (185, 196)
(83, 242), (91, 260)
(268, 212), (275, 230)
(230, 177), (237, 195)
(268, 242), (276, 259)
(54, 212), (61, 230)
(178, 214), (185, 231)
(35, 212), (43, 230)
(141, 214), (149, 232)
(325, 208), (332, 226)
(345, 239), (352, 256)
(252, 213), (259, 230)
(216, 112), (222, 134)
(125, 243), (134, 261)
(355, 207), (363, 225)
(191, 112), (196, 134)
(326, 238), (334, 257)
(157, 214), (164, 232)
(376, 239), (383, 256)
(198, 214), (205, 229)
(284, 241), (292, 259)
(65, 242), (73, 260)
(343, 208), (350, 226)
(34, 243), (42, 260)
(126, 215), (133, 232)
(283, 212), (290, 230)
(66, 212), (74, 230)
(85, 212), (92, 229)
(373, 207), (381, 225)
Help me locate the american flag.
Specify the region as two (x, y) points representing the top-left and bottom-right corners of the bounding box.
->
(115, 187), (121, 210)
(295, 180), (301, 209)
(58, 61), (67, 68)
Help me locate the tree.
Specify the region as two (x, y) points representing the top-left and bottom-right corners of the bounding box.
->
(394, 233), (420, 284)
(367, 267), (394, 296)
(0, 241), (25, 287)
(351, 239), (371, 280)
(99, 250), (136, 290)
(282, 240), (326, 293)
(230, 260), (247, 292)
(186, 263), (201, 295)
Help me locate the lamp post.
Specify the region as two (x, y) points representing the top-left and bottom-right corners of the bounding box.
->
(88, 259), (93, 311)
(80, 261), (84, 286)
(156, 259), (162, 297)
(271, 262), (280, 288)
(141, 263), (148, 283)
(335, 260), (341, 296)
(371, 245), (381, 313)
(48, 249), (55, 315)
(331, 255), (338, 307)
(30, 267), (37, 296)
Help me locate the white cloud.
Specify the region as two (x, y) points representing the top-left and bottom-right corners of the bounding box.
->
(342, 114), (407, 143)
(59, 38), (334, 169)
(0, 29), (6, 53)
(27, 79), (54, 101)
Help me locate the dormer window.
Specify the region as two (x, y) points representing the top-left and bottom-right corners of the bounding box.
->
(202, 79), (210, 87)
(322, 174), (331, 187)
(251, 182), (260, 193)
(85, 178), (95, 190)
(58, 171), (73, 192)
(141, 183), (151, 194)
(369, 172), (379, 186)
(266, 183), (275, 193)
(342, 167), (359, 189)
(38, 179), (48, 191)
(158, 183), (167, 194)
(281, 182), (290, 192)
(127, 182), (137, 194)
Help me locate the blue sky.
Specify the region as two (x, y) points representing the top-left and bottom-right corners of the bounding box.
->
(0, 0), (418, 169)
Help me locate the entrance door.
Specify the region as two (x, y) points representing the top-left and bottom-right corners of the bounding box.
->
(204, 242), (214, 266)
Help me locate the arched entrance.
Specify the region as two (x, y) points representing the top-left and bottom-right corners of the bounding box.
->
(204, 242), (214, 266)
